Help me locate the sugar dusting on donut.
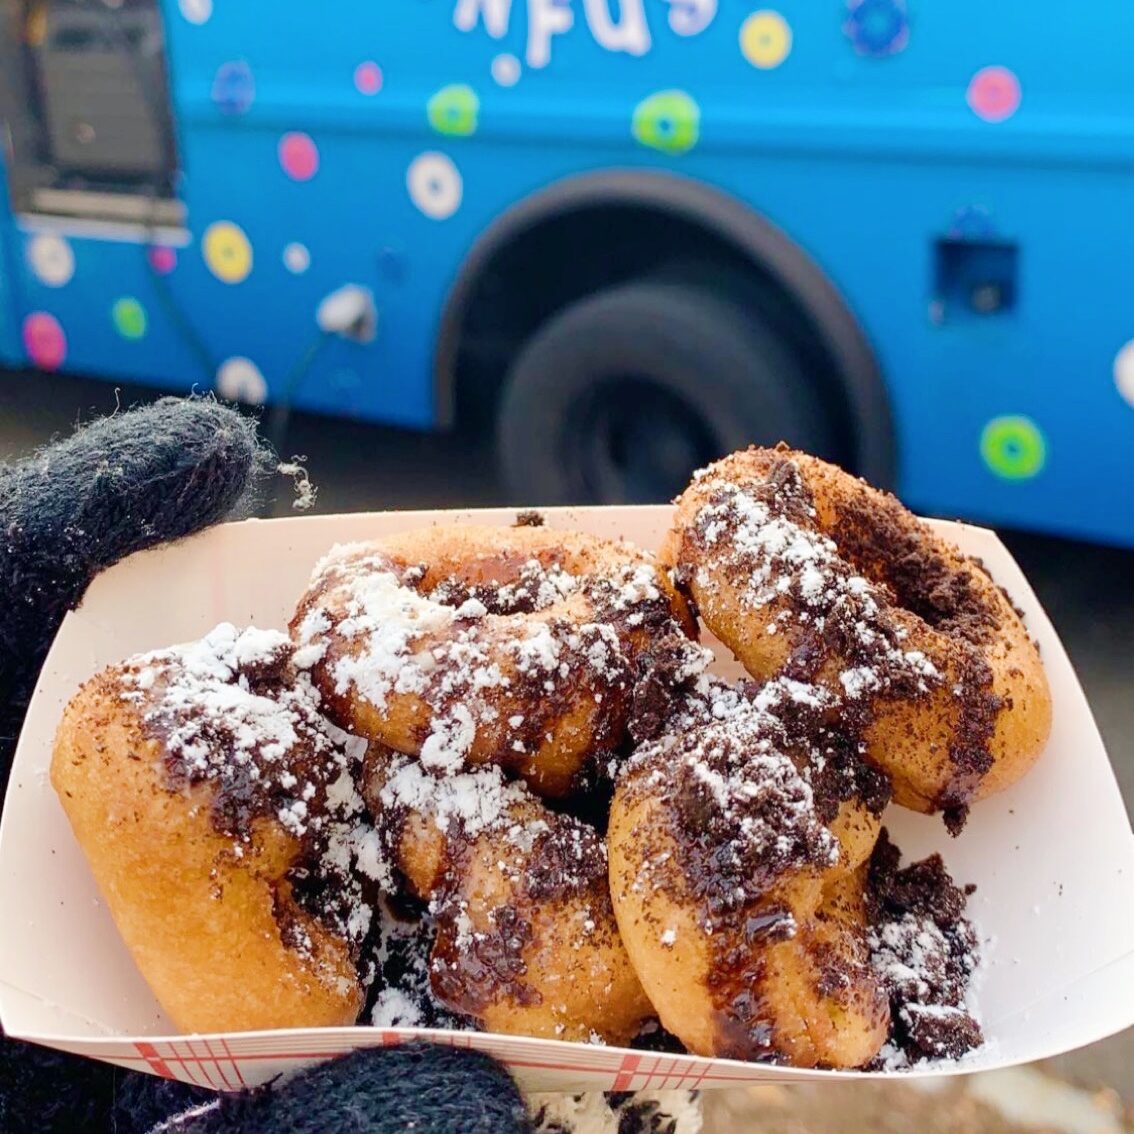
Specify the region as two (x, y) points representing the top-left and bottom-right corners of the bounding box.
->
(620, 682), (837, 935)
(638, 670), (890, 831)
(866, 831), (983, 1068)
(688, 464), (943, 701)
(429, 555), (580, 615)
(428, 551), (666, 624)
(119, 622), (390, 972)
(300, 547), (621, 732)
(295, 540), (683, 778)
(376, 751), (531, 842)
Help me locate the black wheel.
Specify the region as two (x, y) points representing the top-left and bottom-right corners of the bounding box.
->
(496, 280), (846, 505)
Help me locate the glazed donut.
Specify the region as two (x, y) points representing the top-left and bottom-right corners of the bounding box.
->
(607, 681), (889, 1067)
(51, 623), (386, 1033)
(293, 523), (695, 798)
(363, 745), (654, 1045)
(661, 447), (1052, 828)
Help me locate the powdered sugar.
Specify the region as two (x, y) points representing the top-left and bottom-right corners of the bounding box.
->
(430, 556), (579, 614)
(377, 752), (530, 842)
(296, 538), (686, 781)
(367, 898), (469, 1031)
(300, 550), (455, 712)
(866, 831), (982, 1066)
(125, 624), (305, 778)
(690, 476), (943, 703)
(840, 666), (882, 700)
(369, 986), (424, 1029)
(420, 704), (477, 773)
(514, 622), (562, 675)
(622, 683), (838, 921)
(871, 914), (961, 1002)
(120, 622), (389, 970)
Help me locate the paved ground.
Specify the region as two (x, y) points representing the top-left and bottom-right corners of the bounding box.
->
(3, 369), (1131, 1126)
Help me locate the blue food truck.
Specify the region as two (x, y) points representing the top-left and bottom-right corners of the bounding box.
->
(1, 2), (1132, 544)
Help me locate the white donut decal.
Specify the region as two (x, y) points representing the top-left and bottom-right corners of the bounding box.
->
(216, 356), (268, 405)
(283, 242), (311, 274)
(407, 152), (463, 220)
(491, 53), (522, 86)
(27, 233), (75, 287)
(179, 0), (212, 24)
(667, 0), (717, 37)
(1115, 339), (1134, 409)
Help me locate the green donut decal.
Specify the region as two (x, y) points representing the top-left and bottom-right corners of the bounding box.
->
(427, 84), (480, 137)
(632, 90), (700, 156)
(112, 297), (147, 340)
(980, 415), (1046, 480)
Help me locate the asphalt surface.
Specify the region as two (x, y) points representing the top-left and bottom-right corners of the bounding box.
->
(2, 368), (1132, 1110)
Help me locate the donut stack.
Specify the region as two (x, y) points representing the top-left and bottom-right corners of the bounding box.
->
(610, 446), (1049, 1066)
(50, 448), (1052, 1069)
(289, 523), (702, 1044)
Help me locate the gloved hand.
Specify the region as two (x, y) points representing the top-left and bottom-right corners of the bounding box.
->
(0, 396), (699, 1134)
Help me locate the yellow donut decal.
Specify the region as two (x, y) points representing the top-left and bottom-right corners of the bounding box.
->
(740, 10), (792, 70)
(202, 221), (253, 284)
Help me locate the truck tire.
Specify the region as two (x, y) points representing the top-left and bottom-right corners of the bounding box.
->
(496, 280), (846, 505)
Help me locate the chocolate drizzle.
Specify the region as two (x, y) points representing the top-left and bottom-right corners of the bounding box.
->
(617, 679), (845, 1061)
(431, 900), (539, 1015)
(367, 747), (617, 1023)
(427, 804), (617, 1020)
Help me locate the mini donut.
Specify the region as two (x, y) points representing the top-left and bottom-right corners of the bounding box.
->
(51, 623), (387, 1033)
(607, 687), (890, 1067)
(363, 745), (654, 1045)
(293, 524), (695, 798)
(661, 447), (1052, 828)
(608, 688), (889, 1067)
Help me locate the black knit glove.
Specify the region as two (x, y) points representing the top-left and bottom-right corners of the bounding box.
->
(0, 398), (528, 1134)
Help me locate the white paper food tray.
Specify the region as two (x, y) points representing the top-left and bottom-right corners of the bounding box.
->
(1, 506), (1132, 1093)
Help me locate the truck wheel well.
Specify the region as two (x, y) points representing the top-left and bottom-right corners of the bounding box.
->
(436, 170), (893, 486)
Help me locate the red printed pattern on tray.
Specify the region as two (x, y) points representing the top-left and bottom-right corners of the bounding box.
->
(62, 1033), (780, 1093)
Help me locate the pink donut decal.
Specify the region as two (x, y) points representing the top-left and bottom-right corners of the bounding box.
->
(23, 312), (67, 370)
(278, 132), (320, 181)
(147, 246), (177, 275)
(355, 61), (383, 95)
(967, 66), (1021, 123)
